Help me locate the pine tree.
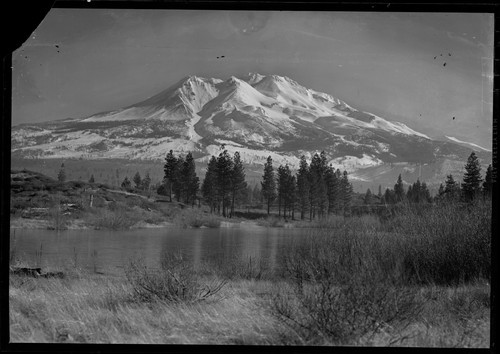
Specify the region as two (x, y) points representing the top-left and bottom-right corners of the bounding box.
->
(277, 165), (287, 217)
(444, 174), (460, 201)
(308, 153), (327, 219)
(340, 170), (352, 214)
(163, 150), (178, 202)
(142, 172), (151, 192)
(121, 176), (131, 190)
(383, 188), (396, 204)
(57, 163), (66, 183)
(216, 150), (234, 217)
(182, 152), (199, 206)
(421, 182), (431, 203)
(287, 175), (297, 220)
(364, 188), (373, 205)
(202, 156), (218, 213)
(230, 152), (247, 216)
(394, 174), (405, 203)
(482, 164), (492, 199)
(325, 165), (338, 215)
(173, 155), (185, 202)
(261, 156), (276, 215)
(89, 174), (95, 183)
(461, 152), (482, 202)
(296, 155), (310, 220)
(133, 171), (142, 190)
(378, 185), (382, 198)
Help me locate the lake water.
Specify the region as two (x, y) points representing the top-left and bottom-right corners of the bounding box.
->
(10, 225), (313, 275)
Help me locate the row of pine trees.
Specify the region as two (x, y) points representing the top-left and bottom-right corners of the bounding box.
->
(99, 150), (489, 215)
(153, 148), (354, 220)
(370, 152), (492, 205)
(262, 152), (354, 220)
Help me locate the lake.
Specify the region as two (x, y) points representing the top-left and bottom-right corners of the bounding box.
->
(10, 225), (313, 275)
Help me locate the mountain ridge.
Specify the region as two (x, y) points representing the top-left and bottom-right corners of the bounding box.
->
(11, 72), (491, 185)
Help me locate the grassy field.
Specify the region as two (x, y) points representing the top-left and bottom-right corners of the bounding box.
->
(9, 200), (491, 346)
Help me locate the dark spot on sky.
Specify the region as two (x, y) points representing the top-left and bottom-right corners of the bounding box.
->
(448, 53), (451, 56)
(452, 117), (455, 120)
(440, 54), (443, 56)
(55, 45), (59, 48)
(221, 55), (225, 58)
(443, 62), (446, 66)
(433, 56), (436, 59)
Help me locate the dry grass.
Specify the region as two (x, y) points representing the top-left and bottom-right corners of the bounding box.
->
(9, 201), (491, 346)
(9, 273), (292, 344)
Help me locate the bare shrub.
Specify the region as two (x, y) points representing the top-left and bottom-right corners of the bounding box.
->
(272, 230), (423, 345)
(125, 252), (226, 304)
(206, 254), (271, 281)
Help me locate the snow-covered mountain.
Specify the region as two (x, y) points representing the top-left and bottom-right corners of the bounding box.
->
(11, 73), (491, 184)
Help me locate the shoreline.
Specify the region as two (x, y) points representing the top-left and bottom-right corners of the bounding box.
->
(9, 217), (262, 231)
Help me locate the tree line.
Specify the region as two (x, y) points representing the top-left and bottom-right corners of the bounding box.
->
(149, 148), (354, 220)
(261, 152), (353, 220)
(373, 152), (492, 205)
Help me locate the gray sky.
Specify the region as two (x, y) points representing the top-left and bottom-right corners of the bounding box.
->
(12, 9), (493, 148)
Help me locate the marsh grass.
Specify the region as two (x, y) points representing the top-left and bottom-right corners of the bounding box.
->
(387, 201), (491, 284)
(171, 209), (221, 228)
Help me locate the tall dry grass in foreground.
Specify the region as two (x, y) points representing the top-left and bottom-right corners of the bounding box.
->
(9, 201), (491, 345)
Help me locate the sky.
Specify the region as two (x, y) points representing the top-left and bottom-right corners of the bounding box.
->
(12, 9), (494, 148)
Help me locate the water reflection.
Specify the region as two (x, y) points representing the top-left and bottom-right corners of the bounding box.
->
(10, 226), (308, 275)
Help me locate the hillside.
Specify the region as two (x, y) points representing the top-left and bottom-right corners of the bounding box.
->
(11, 73), (491, 186)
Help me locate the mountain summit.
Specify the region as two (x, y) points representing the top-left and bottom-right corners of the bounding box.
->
(11, 73), (490, 184)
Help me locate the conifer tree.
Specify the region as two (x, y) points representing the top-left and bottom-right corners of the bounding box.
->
(296, 155), (310, 220)
(230, 152), (247, 216)
(89, 174), (95, 183)
(308, 153), (328, 219)
(437, 183), (445, 200)
(383, 188), (397, 204)
(287, 175), (296, 219)
(461, 152), (482, 202)
(142, 172), (151, 191)
(277, 165), (287, 217)
(340, 170), (352, 214)
(277, 164), (294, 218)
(133, 171), (142, 189)
(216, 150), (234, 217)
(163, 150), (178, 202)
(394, 174), (405, 202)
(173, 155), (185, 202)
(421, 182), (431, 203)
(261, 156), (276, 215)
(444, 174), (460, 201)
(378, 185), (382, 198)
(202, 156), (218, 213)
(182, 152), (199, 206)
(121, 176), (131, 190)
(364, 188), (373, 205)
(325, 165), (338, 215)
(482, 164), (492, 198)
(57, 163), (66, 183)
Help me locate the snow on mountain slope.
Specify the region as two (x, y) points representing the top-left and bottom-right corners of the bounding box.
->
(445, 136), (491, 152)
(12, 72), (490, 183)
